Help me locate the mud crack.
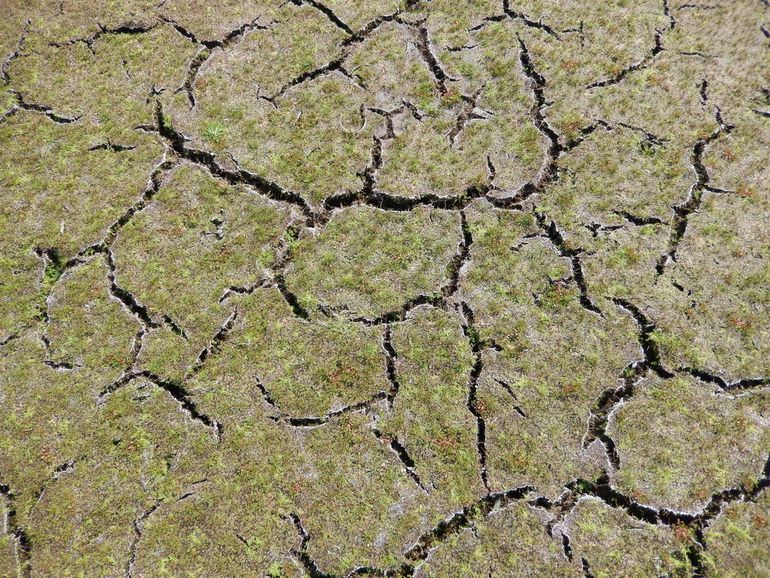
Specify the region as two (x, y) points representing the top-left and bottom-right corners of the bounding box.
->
(656, 107), (734, 275)
(586, 0), (676, 89)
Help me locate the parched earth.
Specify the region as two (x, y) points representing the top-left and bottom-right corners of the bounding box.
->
(1, 0), (769, 576)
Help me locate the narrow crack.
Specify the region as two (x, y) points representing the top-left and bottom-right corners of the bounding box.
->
(350, 294), (444, 326)
(560, 531), (573, 561)
(586, 0), (675, 89)
(401, 98), (425, 121)
(179, 48), (210, 108)
(28, 461), (76, 522)
(383, 324), (401, 407)
(442, 210), (472, 298)
(268, 392), (387, 428)
(216, 16), (270, 46)
(563, 119), (612, 151)
(486, 155), (497, 187)
(699, 78), (709, 105)
(359, 134), (384, 201)
(615, 121), (667, 146)
(288, 513), (334, 578)
(0, 483), (31, 578)
(170, 15), (271, 108)
(125, 486), (202, 577)
(582, 367), (642, 471)
(88, 140), (136, 152)
(502, 0), (561, 38)
(26, 159), (176, 378)
(458, 301), (490, 494)
(75, 158), (175, 260)
(564, 118), (666, 153)
(184, 308), (239, 378)
(562, 21), (586, 47)
(275, 274), (311, 319)
(33, 246), (65, 323)
(1, 20), (30, 83)
(448, 87), (493, 146)
(371, 428), (430, 493)
(471, 5), (560, 39)
(106, 248), (159, 329)
(254, 376), (279, 408)
(290, 0), (353, 35)
(677, 3), (718, 10)
(611, 298), (673, 378)
(218, 278), (271, 303)
(255, 373), (388, 429)
(0, 333), (19, 349)
(0, 106), (20, 125)
(126, 501), (160, 578)
(274, 57), (347, 99)
(403, 485), (535, 564)
(534, 212), (602, 315)
(161, 314), (188, 340)
(10, 90), (82, 123)
(367, 106), (399, 140)
(33, 244), (156, 374)
(681, 368), (770, 393)
(656, 107), (734, 275)
(446, 43), (477, 52)
(154, 101), (317, 222)
(100, 370), (221, 438)
(612, 210), (665, 226)
(160, 15), (270, 50)
(582, 298), (673, 470)
(493, 378), (526, 418)
(410, 25), (451, 95)
(581, 557), (595, 578)
(498, 35), (564, 207)
(49, 21), (158, 51)
(583, 222), (623, 238)
(41, 335), (78, 371)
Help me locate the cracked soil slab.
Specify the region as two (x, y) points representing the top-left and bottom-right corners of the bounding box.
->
(0, 1), (768, 576)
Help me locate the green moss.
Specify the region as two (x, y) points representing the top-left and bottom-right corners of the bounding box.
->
(286, 206), (460, 319)
(566, 498), (693, 578)
(10, 26), (198, 139)
(610, 375), (770, 511)
(416, 501), (575, 577)
(378, 307), (481, 505)
(45, 255), (138, 378)
(702, 489), (770, 577)
(0, 113), (163, 341)
(1, 1), (768, 574)
(112, 164), (289, 381)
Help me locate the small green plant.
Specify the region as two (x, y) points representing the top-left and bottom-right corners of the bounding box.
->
(202, 121), (227, 144)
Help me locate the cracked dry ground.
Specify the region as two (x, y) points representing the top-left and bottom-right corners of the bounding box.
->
(1, 1), (769, 577)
